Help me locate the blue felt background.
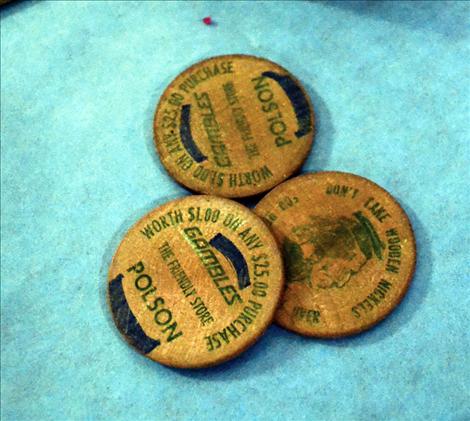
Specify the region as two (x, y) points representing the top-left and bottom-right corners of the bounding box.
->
(1, 1), (469, 420)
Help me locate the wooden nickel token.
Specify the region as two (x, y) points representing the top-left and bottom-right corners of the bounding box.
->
(154, 54), (315, 197)
(255, 172), (416, 337)
(108, 195), (284, 368)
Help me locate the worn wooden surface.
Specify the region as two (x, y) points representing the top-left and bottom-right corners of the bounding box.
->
(108, 196), (284, 368)
(154, 55), (314, 197)
(255, 172), (416, 337)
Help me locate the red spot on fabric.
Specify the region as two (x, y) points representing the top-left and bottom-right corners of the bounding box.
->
(202, 16), (212, 26)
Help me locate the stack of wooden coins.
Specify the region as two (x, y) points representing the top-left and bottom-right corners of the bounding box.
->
(107, 55), (416, 368)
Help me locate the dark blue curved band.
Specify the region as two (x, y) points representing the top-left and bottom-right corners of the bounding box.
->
(209, 233), (251, 290)
(108, 274), (160, 354)
(180, 104), (207, 163)
(262, 71), (313, 138)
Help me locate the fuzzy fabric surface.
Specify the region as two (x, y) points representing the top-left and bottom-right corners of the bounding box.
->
(1, 1), (469, 420)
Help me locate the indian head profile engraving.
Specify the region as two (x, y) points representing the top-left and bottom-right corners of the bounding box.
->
(282, 211), (385, 289)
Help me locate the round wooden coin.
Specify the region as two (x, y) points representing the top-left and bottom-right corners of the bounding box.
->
(108, 195), (284, 368)
(153, 54), (315, 198)
(254, 172), (416, 338)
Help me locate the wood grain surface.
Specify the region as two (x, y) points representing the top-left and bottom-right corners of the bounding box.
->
(154, 54), (315, 197)
(255, 172), (416, 337)
(108, 195), (284, 368)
